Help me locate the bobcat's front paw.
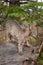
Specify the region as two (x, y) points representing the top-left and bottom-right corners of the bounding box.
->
(18, 52), (23, 55)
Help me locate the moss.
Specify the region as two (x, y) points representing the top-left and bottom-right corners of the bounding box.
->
(28, 36), (36, 44)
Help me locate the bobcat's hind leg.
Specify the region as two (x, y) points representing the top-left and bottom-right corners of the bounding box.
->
(6, 33), (11, 43)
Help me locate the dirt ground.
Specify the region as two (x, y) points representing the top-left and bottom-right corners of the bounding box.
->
(0, 42), (39, 65)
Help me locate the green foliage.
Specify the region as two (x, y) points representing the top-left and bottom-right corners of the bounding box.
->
(0, 2), (43, 26)
(37, 46), (43, 64)
(0, 20), (3, 24)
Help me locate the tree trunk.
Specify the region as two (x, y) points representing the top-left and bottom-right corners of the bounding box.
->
(4, 0), (20, 6)
(9, 0), (20, 6)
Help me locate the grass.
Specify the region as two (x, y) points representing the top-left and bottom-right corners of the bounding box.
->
(37, 46), (43, 64)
